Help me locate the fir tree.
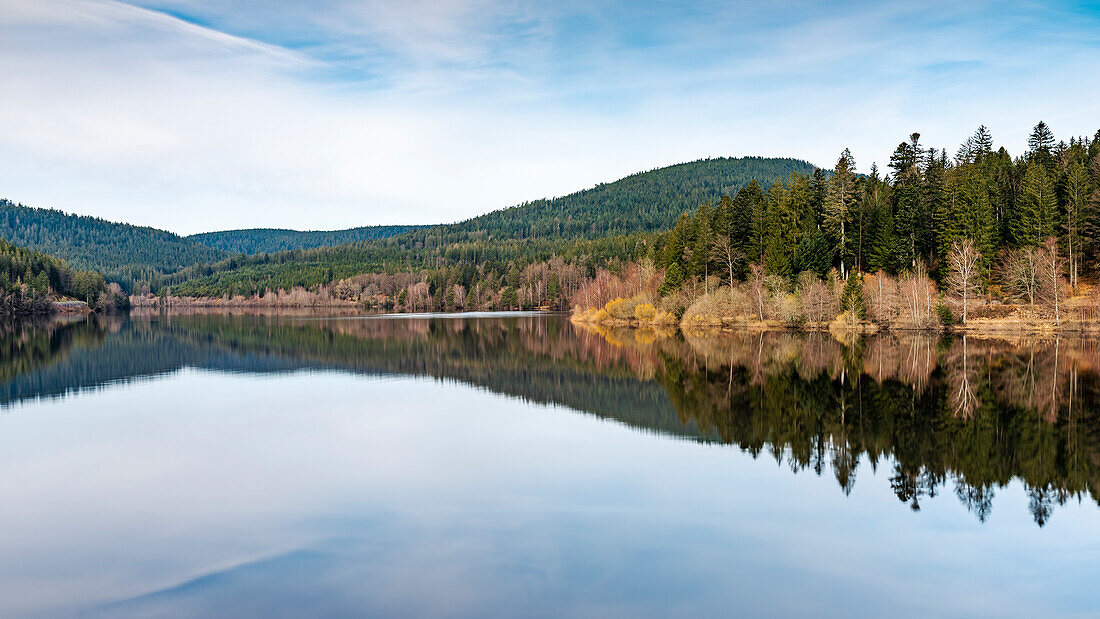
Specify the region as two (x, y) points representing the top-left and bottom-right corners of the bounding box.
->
(824, 149), (857, 278)
(1012, 161), (1057, 246)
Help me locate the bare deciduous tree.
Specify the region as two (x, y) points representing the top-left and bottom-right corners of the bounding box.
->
(898, 262), (937, 328)
(710, 235), (743, 286)
(945, 239), (981, 324)
(798, 271), (836, 323)
(1002, 247), (1041, 310)
(1040, 237), (1066, 325)
(946, 335), (979, 418)
(748, 263), (768, 321)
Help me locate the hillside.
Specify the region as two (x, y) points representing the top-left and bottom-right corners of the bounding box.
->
(0, 200), (228, 288)
(157, 156), (817, 296)
(415, 156), (818, 244)
(0, 237), (114, 313)
(188, 225), (427, 254)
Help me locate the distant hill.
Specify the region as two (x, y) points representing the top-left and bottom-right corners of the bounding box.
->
(158, 156), (819, 296)
(188, 157), (816, 257)
(188, 225), (426, 255)
(417, 156), (819, 244)
(0, 200), (228, 288)
(2, 156), (819, 296)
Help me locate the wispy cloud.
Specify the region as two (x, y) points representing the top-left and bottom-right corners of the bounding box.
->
(0, 0), (1098, 233)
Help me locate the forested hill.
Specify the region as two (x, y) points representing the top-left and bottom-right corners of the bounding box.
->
(188, 225), (426, 254)
(0, 200), (227, 288)
(415, 157), (818, 244)
(155, 156), (817, 296)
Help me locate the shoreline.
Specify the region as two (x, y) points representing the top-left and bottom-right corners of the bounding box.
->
(571, 314), (1100, 336)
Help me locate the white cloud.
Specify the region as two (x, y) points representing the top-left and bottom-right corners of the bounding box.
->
(0, 0), (1098, 234)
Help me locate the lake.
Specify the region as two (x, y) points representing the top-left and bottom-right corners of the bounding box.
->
(1, 312), (1098, 617)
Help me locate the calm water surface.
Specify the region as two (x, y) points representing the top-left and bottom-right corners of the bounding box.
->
(1, 312), (1098, 617)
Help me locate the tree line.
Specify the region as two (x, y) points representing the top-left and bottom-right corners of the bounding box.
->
(187, 225), (426, 255)
(0, 199), (227, 289)
(651, 123), (1100, 293)
(0, 237), (123, 314)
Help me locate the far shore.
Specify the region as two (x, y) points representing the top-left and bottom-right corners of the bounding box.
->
(25, 295), (1100, 337)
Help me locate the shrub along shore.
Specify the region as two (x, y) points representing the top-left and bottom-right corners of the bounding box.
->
(569, 254), (1100, 335)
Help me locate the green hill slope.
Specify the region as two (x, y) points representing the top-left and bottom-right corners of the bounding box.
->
(0, 200), (228, 288)
(159, 156), (818, 295)
(420, 156), (817, 243)
(188, 225), (427, 255)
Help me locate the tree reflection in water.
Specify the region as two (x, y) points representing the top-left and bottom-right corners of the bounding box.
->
(578, 322), (1100, 527)
(4, 312), (1099, 526)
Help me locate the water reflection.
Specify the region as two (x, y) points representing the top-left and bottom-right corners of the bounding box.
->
(4, 313), (1099, 527)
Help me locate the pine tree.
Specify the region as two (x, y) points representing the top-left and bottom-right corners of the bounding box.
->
(764, 178), (802, 277)
(839, 272), (865, 319)
(889, 134), (923, 267)
(923, 149), (949, 271)
(730, 180), (762, 260)
(711, 195), (734, 241)
(859, 165), (890, 272)
(1028, 121), (1056, 171)
(989, 148), (1017, 244)
(795, 225), (831, 276)
(749, 180), (774, 263)
(973, 125), (993, 159)
(1012, 161), (1057, 247)
(1083, 152), (1100, 271)
(1064, 160), (1087, 288)
(547, 273), (562, 307)
(660, 213), (691, 269)
(659, 262), (684, 295)
(824, 149), (857, 278)
(961, 166), (997, 275)
(690, 204), (714, 285)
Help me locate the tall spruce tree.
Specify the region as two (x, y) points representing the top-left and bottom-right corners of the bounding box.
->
(1012, 160), (1057, 246)
(1028, 121), (1057, 173)
(824, 149), (858, 278)
(730, 180), (762, 264)
(889, 133), (924, 267)
(1064, 160), (1088, 287)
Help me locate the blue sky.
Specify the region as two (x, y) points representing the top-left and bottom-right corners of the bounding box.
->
(1, 0), (1099, 234)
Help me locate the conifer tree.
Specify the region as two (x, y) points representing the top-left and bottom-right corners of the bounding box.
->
(1028, 121), (1056, 162)
(731, 180), (763, 260)
(1064, 160), (1087, 288)
(762, 179), (794, 276)
(1012, 161), (1057, 247)
(824, 149), (857, 278)
(889, 134), (923, 267)
(690, 204), (714, 284)
(749, 180), (777, 263)
(973, 125), (994, 159)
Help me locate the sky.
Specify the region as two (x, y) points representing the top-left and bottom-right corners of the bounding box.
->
(1, 1), (1099, 235)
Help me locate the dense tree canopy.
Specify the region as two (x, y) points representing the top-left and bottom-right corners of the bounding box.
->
(652, 123), (1100, 289)
(0, 200), (227, 288)
(0, 237), (109, 313)
(188, 225), (426, 254)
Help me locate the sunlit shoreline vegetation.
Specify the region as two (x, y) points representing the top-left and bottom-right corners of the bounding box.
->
(572, 123), (1100, 332)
